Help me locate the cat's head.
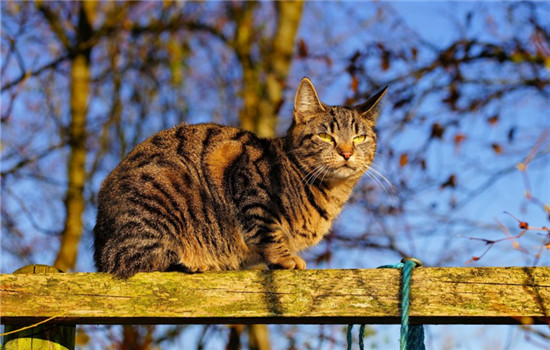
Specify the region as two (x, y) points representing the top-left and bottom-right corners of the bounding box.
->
(285, 77), (387, 184)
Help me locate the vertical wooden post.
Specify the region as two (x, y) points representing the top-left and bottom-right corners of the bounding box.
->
(2, 265), (75, 350)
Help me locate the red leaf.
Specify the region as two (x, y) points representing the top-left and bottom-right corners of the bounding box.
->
(519, 221), (529, 230)
(454, 133), (466, 148)
(297, 38), (308, 58)
(399, 153), (408, 167)
(454, 133), (466, 143)
(351, 75), (359, 94)
(411, 47), (418, 61)
(491, 143), (503, 154)
(487, 115), (499, 126)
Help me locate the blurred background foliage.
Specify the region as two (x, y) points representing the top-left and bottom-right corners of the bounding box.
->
(1, 1), (549, 349)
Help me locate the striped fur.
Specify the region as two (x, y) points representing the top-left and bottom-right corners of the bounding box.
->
(93, 78), (387, 277)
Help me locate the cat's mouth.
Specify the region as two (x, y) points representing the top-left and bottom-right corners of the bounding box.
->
(329, 163), (360, 179)
(320, 158), (365, 180)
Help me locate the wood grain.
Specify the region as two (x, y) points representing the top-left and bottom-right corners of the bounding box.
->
(1, 267), (548, 325)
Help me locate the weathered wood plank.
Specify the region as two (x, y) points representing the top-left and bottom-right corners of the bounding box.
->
(1, 267), (548, 325)
(2, 265), (75, 350)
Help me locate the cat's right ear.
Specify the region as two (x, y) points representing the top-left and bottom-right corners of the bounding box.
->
(355, 85), (388, 123)
(293, 77), (326, 124)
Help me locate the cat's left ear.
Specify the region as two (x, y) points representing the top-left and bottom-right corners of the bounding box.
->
(294, 77), (326, 124)
(355, 86), (388, 122)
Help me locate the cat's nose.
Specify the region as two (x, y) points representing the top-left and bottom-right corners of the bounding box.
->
(337, 145), (354, 160)
(340, 151), (353, 160)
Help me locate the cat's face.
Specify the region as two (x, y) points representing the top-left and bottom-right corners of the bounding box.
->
(287, 78), (387, 184)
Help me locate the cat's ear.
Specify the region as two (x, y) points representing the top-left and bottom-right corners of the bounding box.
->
(356, 86), (388, 122)
(294, 77), (326, 123)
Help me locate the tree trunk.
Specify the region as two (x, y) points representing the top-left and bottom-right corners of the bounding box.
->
(54, 3), (94, 272)
(232, 2), (259, 135)
(257, 1), (304, 138)
(235, 1), (304, 138)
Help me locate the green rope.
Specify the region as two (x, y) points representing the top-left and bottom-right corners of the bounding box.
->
(347, 258), (425, 350)
(347, 324), (353, 349)
(346, 324), (366, 350)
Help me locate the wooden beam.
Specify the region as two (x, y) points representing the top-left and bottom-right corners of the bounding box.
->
(2, 265), (75, 350)
(1, 267), (548, 325)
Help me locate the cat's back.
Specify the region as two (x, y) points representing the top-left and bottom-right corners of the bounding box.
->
(94, 122), (269, 275)
(127, 122), (250, 164)
(100, 122), (255, 188)
(96, 122), (273, 225)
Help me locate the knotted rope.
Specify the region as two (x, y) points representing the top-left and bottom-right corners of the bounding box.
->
(347, 258), (425, 350)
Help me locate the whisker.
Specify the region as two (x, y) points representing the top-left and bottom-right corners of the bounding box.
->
(364, 169), (390, 195)
(301, 165), (325, 186)
(368, 165), (397, 193)
(362, 164), (398, 200)
(310, 165), (328, 186)
(301, 165), (322, 182)
(318, 165), (331, 185)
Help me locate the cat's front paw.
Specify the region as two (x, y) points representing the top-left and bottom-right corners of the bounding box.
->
(267, 255), (307, 270)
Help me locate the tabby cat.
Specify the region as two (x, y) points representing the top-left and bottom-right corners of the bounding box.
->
(93, 77), (387, 277)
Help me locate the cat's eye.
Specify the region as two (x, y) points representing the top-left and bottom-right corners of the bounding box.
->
(318, 133), (335, 143)
(353, 135), (367, 144)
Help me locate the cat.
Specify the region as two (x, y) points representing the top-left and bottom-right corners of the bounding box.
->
(93, 77), (387, 277)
